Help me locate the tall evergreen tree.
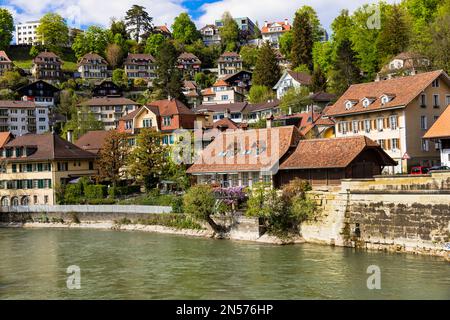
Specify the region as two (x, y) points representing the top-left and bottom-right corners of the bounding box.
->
(125, 5), (153, 43)
(153, 41), (186, 103)
(252, 41), (281, 88)
(311, 66), (328, 93)
(291, 11), (314, 71)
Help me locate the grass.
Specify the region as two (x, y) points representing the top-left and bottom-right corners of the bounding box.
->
(115, 214), (204, 230)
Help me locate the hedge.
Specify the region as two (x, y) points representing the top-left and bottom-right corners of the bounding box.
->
(108, 185), (141, 198)
(84, 185), (107, 199)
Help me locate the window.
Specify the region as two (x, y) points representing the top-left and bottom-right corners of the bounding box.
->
(433, 94), (440, 107)
(163, 116), (171, 126)
(352, 121), (359, 133)
(420, 94), (426, 107)
(377, 139), (386, 149)
(391, 139), (399, 150)
(421, 139), (429, 151)
(432, 79), (439, 87)
(340, 122), (348, 134)
(241, 172), (249, 187)
(420, 116), (427, 130)
(377, 118), (384, 131)
(446, 95), (450, 106)
(389, 115), (398, 130)
(143, 119), (152, 128)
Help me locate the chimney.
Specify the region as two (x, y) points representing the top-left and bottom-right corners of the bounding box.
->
(224, 108), (231, 119)
(266, 114), (274, 128)
(285, 19), (288, 25)
(264, 21), (268, 27)
(288, 106), (292, 115)
(67, 130), (73, 143)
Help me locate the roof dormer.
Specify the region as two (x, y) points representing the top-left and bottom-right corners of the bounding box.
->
(380, 93), (396, 105)
(361, 96), (376, 108)
(345, 99), (358, 110)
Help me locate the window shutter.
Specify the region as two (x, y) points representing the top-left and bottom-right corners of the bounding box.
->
(386, 139), (391, 150)
(338, 123), (341, 133)
(349, 121), (353, 132)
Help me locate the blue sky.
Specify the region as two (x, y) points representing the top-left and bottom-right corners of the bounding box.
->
(1, 0), (395, 31)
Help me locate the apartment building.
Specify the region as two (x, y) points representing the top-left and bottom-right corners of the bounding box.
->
(0, 51), (13, 76)
(0, 100), (50, 136)
(123, 53), (157, 83)
(177, 52), (201, 78)
(0, 133), (97, 206)
(200, 25), (221, 46)
(261, 20), (291, 49)
(218, 52), (243, 77)
(31, 51), (63, 82)
(15, 21), (40, 45)
(325, 70), (450, 173)
(77, 53), (108, 80)
(215, 17), (257, 37)
(79, 97), (140, 131)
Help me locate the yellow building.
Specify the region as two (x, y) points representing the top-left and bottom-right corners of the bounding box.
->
(0, 133), (97, 206)
(325, 70), (450, 174)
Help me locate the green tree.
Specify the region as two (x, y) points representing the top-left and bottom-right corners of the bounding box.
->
(239, 45), (259, 69)
(279, 30), (293, 60)
(72, 26), (112, 59)
(329, 38), (362, 96)
(427, 0), (450, 72)
(312, 41), (333, 75)
(279, 87), (312, 114)
(153, 41), (186, 102)
(253, 41), (281, 88)
(172, 13), (200, 45)
(310, 66), (328, 93)
(125, 5), (153, 43)
(296, 6), (324, 42)
(248, 85), (275, 103)
(376, 4), (411, 61)
(36, 13), (69, 53)
(291, 10), (314, 71)
(0, 9), (14, 50)
(110, 18), (128, 39)
(61, 105), (104, 141)
(0, 71), (28, 90)
(194, 72), (216, 89)
(97, 131), (130, 187)
(219, 12), (240, 52)
(144, 33), (166, 56)
(127, 128), (169, 190)
(112, 68), (128, 88)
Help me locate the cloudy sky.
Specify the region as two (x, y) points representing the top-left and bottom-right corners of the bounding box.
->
(1, 0), (396, 31)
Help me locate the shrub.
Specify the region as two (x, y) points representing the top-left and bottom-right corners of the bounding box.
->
(171, 196), (184, 213)
(87, 198), (116, 205)
(108, 185), (141, 198)
(64, 183), (83, 202)
(183, 185), (216, 221)
(137, 214), (203, 230)
(85, 185), (107, 199)
(69, 212), (80, 224)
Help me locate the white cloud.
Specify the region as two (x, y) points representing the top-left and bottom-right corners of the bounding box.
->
(5, 0), (186, 27)
(196, 0), (397, 30)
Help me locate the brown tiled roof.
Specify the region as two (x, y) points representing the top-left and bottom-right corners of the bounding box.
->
(0, 132), (13, 148)
(286, 70), (312, 85)
(261, 21), (291, 34)
(314, 116), (335, 126)
(213, 118), (240, 130)
(120, 107), (141, 121)
(124, 53), (155, 64)
(197, 102), (248, 113)
(80, 97), (139, 106)
(78, 53), (108, 66)
(178, 52), (201, 64)
(183, 80), (198, 90)
(309, 91), (336, 102)
(218, 52), (241, 62)
(280, 136), (396, 169)
(147, 99), (194, 116)
(0, 100), (35, 109)
(33, 51), (62, 64)
(201, 88), (215, 96)
(245, 100), (280, 113)
(75, 130), (110, 155)
(213, 79), (229, 87)
(0, 51), (12, 63)
(4, 133), (96, 161)
(155, 25), (171, 34)
(187, 126), (302, 174)
(326, 70), (449, 117)
(424, 104), (450, 139)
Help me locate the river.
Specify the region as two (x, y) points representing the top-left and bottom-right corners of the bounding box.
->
(0, 228), (448, 300)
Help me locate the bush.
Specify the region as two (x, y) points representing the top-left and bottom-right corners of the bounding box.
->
(137, 214), (203, 230)
(183, 185), (216, 221)
(84, 185), (107, 199)
(64, 183), (83, 202)
(108, 185), (141, 198)
(87, 198), (116, 205)
(171, 196), (184, 213)
(69, 212), (80, 224)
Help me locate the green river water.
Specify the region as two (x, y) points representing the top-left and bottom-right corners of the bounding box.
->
(0, 228), (448, 300)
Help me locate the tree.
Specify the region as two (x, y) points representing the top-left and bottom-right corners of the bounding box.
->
(110, 18), (128, 39)
(172, 13), (200, 45)
(376, 4), (411, 61)
(239, 45), (259, 69)
(112, 68), (128, 88)
(127, 128), (169, 190)
(144, 33), (166, 56)
(427, 0), (450, 72)
(291, 10), (314, 71)
(0, 71), (28, 90)
(279, 87), (312, 114)
(36, 13), (69, 53)
(219, 12), (240, 52)
(252, 41), (281, 88)
(310, 66), (328, 93)
(61, 105), (104, 142)
(97, 131), (130, 187)
(153, 41), (186, 102)
(248, 85), (275, 104)
(296, 6), (324, 42)
(105, 43), (124, 69)
(0, 9), (14, 51)
(312, 41), (333, 75)
(72, 26), (112, 59)
(125, 5), (153, 43)
(279, 31), (293, 60)
(329, 38), (362, 96)
(56, 89), (79, 121)
(194, 72), (216, 89)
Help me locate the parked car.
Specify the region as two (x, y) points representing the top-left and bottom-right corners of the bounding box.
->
(410, 166), (430, 174)
(429, 165), (450, 172)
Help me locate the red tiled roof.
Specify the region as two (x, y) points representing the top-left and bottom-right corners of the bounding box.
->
(424, 104), (450, 139)
(0, 100), (36, 109)
(147, 99), (194, 116)
(212, 118), (240, 130)
(326, 70), (449, 117)
(0, 132), (13, 148)
(156, 25), (171, 34)
(187, 126), (301, 174)
(0, 51), (12, 63)
(261, 21), (291, 34)
(201, 88), (215, 96)
(213, 79), (229, 87)
(280, 136), (396, 169)
(75, 130), (110, 155)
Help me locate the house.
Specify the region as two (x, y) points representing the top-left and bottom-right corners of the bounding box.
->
(117, 105), (160, 137)
(0, 100), (50, 136)
(196, 102), (248, 123)
(92, 80), (123, 97)
(261, 20), (291, 49)
(324, 70), (450, 173)
(0, 51), (13, 76)
(31, 51), (63, 82)
(154, 25), (172, 38)
(77, 53), (108, 80)
(201, 79), (245, 105)
(221, 70), (252, 92)
(244, 100), (281, 123)
(79, 97), (140, 130)
(273, 112), (335, 139)
(16, 80), (60, 108)
(424, 104), (450, 167)
(187, 126), (396, 187)
(177, 52), (201, 78)
(123, 53), (157, 83)
(376, 52), (431, 81)
(273, 70), (312, 100)
(200, 25), (221, 46)
(74, 130), (111, 155)
(218, 52), (243, 77)
(0, 132), (97, 206)
(15, 21), (40, 45)
(183, 81), (202, 109)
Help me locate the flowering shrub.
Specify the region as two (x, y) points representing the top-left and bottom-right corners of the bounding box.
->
(213, 186), (247, 207)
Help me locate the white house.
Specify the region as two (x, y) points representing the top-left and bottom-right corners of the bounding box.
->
(273, 70), (312, 100)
